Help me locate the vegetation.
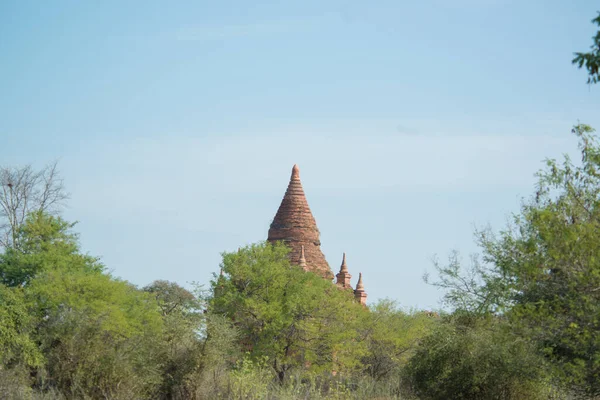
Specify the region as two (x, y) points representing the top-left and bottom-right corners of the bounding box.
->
(0, 209), (431, 399)
(0, 10), (598, 400)
(428, 124), (600, 398)
(3, 125), (599, 399)
(210, 242), (368, 382)
(573, 12), (600, 84)
(405, 314), (557, 400)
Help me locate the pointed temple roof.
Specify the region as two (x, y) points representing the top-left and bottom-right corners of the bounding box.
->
(354, 272), (367, 305)
(268, 165), (333, 280)
(355, 272), (365, 292)
(339, 253), (349, 274)
(336, 252), (352, 289)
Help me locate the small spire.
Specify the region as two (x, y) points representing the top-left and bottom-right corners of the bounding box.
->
(355, 272), (365, 292)
(354, 272), (367, 306)
(299, 245), (307, 269)
(219, 268), (224, 277)
(291, 164), (300, 180)
(339, 252), (349, 273)
(335, 252), (352, 288)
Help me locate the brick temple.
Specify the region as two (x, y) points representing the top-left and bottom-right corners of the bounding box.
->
(267, 165), (367, 305)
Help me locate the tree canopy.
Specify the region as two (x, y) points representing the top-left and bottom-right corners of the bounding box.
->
(210, 242), (368, 382)
(428, 125), (600, 396)
(573, 12), (600, 84)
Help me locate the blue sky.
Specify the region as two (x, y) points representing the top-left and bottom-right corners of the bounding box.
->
(1, 0), (599, 309)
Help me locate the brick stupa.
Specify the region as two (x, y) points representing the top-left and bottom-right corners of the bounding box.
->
(268, 165), (334, 280)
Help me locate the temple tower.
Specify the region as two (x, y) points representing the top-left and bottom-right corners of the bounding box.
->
(354, 273), (367, 305)
(335, 253), (352, 289)
(267, 165), (333, 280)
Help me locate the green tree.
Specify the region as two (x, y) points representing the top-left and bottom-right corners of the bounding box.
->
(183, 313), (241, 398)
(0, 211), (102, 287)
(429, 124), (600, 396)
(144, 280), (204, 399)
(0, 284), (40, 368)
(573, 12), (600, 84)
(210, 242), (367, 383)
(360, 299), (435, 381)
(405, 315), (555, 400)
(0, 211), (166, 398)
(26, 268), (165, 399)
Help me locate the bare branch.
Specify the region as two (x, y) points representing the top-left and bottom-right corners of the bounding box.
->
(0, 161), (69, 250)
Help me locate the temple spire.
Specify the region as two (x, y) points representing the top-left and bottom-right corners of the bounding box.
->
(335, 253), (352, 289)
(267, 164), (333, 280)
(291, 164), (300, 180)
(299, 245), (307, 270)
(354, 273), (367, 305)
(340, 253), (348, 273)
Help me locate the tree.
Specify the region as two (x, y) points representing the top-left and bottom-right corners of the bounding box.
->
(0, 211), (165, 398)
(144, 280), (201, 318)
(405, 314), (555, 400)
(360, 299), (435, 381)
(0, 211), (103, 287)
(26, 268), (165, 399)
(429, 124), (600, 396)
(573, 12), (600, 84)
(0, 162), (68, 249)
(183, 312), (240, 398)
(0, 284), (41, 368)
(210, 242), (367, 383)
(143, 280), (204, 399)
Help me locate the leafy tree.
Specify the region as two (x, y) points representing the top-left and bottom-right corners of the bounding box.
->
(210, 242), (367, 383)
(429, 124), (600, 396)
(572, 12), (600, 84)
(0, 284), (40, 368)
(184, 312), (240, 398)
(360, 299), (436, 381)
(26, 268), (165, 399)
(405, 315), (556, 400)
(0, 211), (165, 398)
(144, 280), (204, 399)
(145, 280), (201, 318)
(0, 211), (102, 287)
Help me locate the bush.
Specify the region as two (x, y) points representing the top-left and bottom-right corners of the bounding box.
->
(404, 314), (560, 400)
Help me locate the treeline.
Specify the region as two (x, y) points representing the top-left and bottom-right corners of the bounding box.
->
(0, 188), (436, 399)
(1, 13), (599, 399)
(1, 125), (600, 400)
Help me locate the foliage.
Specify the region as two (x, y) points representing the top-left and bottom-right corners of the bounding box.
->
(144, 280), (204, 399)
(210, 242), (368, 382)
(360, 299), (436, 381)
(227, 356), (271, 399)
(426, 250), (512, 315)
(405, 314), (558, 400)
(0, 211), (167, 398)
(14, 125), (600, 399)
(26, 268), (165, 399)
(0, 211), (102, 287)
(428, 124), (600, 396)
(182, 313), (240, 399)
(572, 12), (600, 84)
(0, 284), (41, 368)
(145, 280), (201, 318)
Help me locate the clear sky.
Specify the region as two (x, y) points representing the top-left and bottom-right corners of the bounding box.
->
(1, 0), (599, 310)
